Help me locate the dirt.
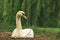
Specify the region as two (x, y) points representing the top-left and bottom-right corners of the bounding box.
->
(0, 32), (60, 40)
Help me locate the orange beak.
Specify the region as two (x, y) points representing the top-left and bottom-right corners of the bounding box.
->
(22, 15), (27, 19)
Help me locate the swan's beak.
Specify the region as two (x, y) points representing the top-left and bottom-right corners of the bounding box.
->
(22, 15), (27, 19)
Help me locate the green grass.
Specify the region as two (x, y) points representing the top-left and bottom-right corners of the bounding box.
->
(0, 24), (60, 33)
(32, 27), (60, 34)
(0, 24), (15, 32)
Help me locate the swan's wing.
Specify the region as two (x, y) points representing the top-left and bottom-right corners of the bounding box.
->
(20, 29), (32, 37)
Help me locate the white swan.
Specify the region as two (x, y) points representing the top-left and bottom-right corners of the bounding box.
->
(11, 11), (34, 38)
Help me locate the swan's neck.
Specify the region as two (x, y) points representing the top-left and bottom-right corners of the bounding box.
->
(16, 16), (22, 30)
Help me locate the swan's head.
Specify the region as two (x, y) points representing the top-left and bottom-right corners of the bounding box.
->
(17, 11), (27, 19)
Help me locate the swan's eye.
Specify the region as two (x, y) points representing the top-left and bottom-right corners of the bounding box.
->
(23, 14), (25, 15)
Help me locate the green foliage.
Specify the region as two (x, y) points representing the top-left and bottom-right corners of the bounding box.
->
(0, 0), (60, 27)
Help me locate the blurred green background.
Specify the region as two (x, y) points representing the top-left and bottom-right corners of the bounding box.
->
(0, 0), (60, 31)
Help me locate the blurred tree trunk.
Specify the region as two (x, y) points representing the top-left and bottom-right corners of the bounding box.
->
(3, 0), (8, 22)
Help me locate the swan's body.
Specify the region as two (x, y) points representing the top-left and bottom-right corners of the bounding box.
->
(11, 28), (34, 38)
(11, 11), (34, 38)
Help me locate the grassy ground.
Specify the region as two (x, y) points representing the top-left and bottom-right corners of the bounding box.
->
(0, 24), (60, 33)
(0, 24), (60, 40)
